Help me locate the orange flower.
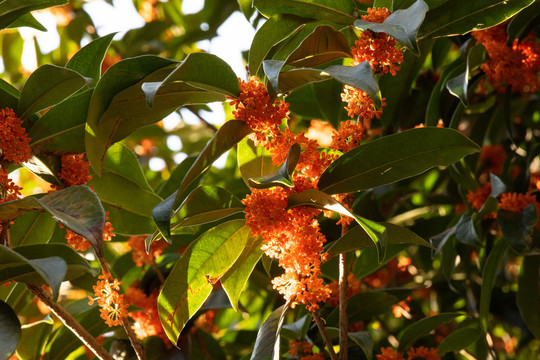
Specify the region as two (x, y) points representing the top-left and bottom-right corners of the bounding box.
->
(57, 154), (92, 188)
(0, 108), (32, 165)
(341, 85), (385, 124)
(406, 346), (441, 360)
(89, 272), (128, 327)
(125, 285), (169, 343)
(498, 191), (540, 226)
(64, 212), (114, 251)
(0, 169), (23, 203)
(128, 235), (168, 267)
(466, 182), (492, 211)
(193, 309), (220, 334)
(479, 145), (507, 176)
(327, 272), (362, 307)
(305, 120), (335, 147)
(331, 120), (367, 153)
(376, 348), (405, 360)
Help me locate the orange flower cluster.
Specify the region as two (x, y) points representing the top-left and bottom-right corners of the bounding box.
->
(472, 24), (540, 93)
(125, 285), (169, 343)
(0, 169), (23, 203)
(341, 85), (385, 125)
(363, 256), (412, 288)
(57, 154), (92, 187)
(193, 309), (220, 335)
(288, 340), (324, 360)
(376, 347), (440, 360)
(0, 108), (32, 165)
(128, 235), (168, 267)
(88, 272), (129, 327)
(327, 272), (362, 307)
(466, 182), (492, 211)
(331, 120), (367, 153)
(498, 192), (538, 213)
(64, 212), (115, 251)
(479, 145), (507, 176)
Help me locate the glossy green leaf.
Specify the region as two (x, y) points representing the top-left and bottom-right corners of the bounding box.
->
(0, 300), (20, 359)
(398, 312), (465, 352)
(446, 45), (485, 106)
(318, 127), (480, 194)
(238, 137), (278, 186)
(17, 64), (87, 119)
(0, 78), (20, 110)
(497, 204), (537, 253)
(479, 238), (508, 332)
(438, 322), (482, 355)
(253, 0), (355, 25)
(0, 245), (66, 301)
(418, 0), (535, 39)
(0, 0), (67, 30)
(250, 304), (290, 360)
(248, 143), (300, 189)
(287, 188), (387, 263)
(284, 25), (352, 67)
(349, 331), (373, 360)
(142, 52), (239, 107)
(171, 185), (245, 231)
(327, 291), (397, 324)
(6, 12), (46, 31)
(327, 221), (433, 255)
(221, 235), (263, 312)
(153, 120), (252, 240)
(66, 33), (116, 86)
(354, 0), (428, 55)
(506, 1), (540, 44)
(0, 185), (105, 257)
(517, 255), (540, 338)
(10, 211), (57, 247)
(158, 220), (252, 345)
(156, 155), (198, 198)
(22, 155), (62, 187)
(16, 318), (54, 360)
(29, 88), (92, 154)
(248, 14), (308, 76)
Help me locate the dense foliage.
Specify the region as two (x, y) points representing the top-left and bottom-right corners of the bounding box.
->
(0, 0), (539, 359)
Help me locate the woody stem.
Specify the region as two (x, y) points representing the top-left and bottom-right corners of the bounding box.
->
(339, 220), (350, 360)
(26, 284), (114, 360)
(313, 310), (338, 360)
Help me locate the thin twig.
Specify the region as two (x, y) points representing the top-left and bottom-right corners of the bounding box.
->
(339, 252), (348, 360)
(186, 106), (218, 133)
(26, 284), (114, 360)
(312, 310), (338, 360)
(151, 260), (166, 285)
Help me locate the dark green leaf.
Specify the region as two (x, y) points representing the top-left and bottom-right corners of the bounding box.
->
(66, 33), (116, 86)
(153, 120), (252, 240)
(17, 64), (87, 119)
(438, 322), (482, 355)
(479, 238), (508, 332)
(250, 303), (290, 360)
(171, 185), (245, 231)
(142, 53), (239, 107)
(29, 89), (92, 154)
(506, 1), (540, 44)
(0, 186), (105, 257)
(354, 0), (428, 55)
(418, 0), (535, 39)
(158, 220), (252, 345)
(253, 0), (355, 24)
(0, 78), (20, 110)
(248, 143), (300, 189)
(454, 212), (481, 246)
(0, 0), (67, 30)
(221, 235), (264, 312)
(328, 291), (397, 324)
(238, 137), (278, 186)
(446, 45), (485, 106)
(0, 300), (20, 359)
(318, 127), (480, 194)
(248, 14), (309, 76)
(349, 331), (373, 360)
(497, 204), (537, 253)
(327, 221), (434, 255)
(398, 312), (465, 351)
(6, 12), (46, 31)
(10, 211), (56, 247)
(156, 155), (198, 198)
(517, 255), (540, 338)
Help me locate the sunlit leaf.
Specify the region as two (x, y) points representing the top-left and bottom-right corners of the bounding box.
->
(16, 318), (54, 360)
(248, 143), (300, 189)
(0, 0), (67, 30)
(66, 33), (116, 86)
(253, 0), (355, 24)
(398, 312), (465, 351)
(238, 137), (278, 186)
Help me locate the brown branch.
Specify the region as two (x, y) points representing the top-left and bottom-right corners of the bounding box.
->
(313, 310), (338, 360)
(26, 284), (114, 360)
(339, 252), (348, 360)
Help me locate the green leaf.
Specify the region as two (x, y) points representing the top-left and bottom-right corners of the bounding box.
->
(156, 155), (198, 198)
(17, 64), (88, 120)
(517, 255), (540, 338)
(66, 33), (116, 87)
(171, 185), (245, 231)
(0, 186), (106, 257)
(264, 61), (382, 108)
(10, 211), (57, 247)
(29, 88), (92, 154)
(0, 246), (66, 301)
(398, 312), (465, 352)
(221, 235), (264, 312)
(158, 220), (252, 345)
(506, 1), (540, 44)
(141, 52), (240, 107)
(318, 127), (480, 194)
(287, 188), (388, 263)
(479, 238), (508, 332)
(284, 25), (352, 68)
(0, 0), (67, 30)
(0, 300), (20, 359)
(497, 204), (537, 253)
(446, 45), (485, 106)
(248, 14), (308, 76)
(248, 143), (300, 189)
(438, 322), (482, 355)
(327, 291), (397, 324)
(0, 78), (20, 110)
(22, 155), (62, 187)
(152, 120), (252, 240)
(238, 137), (278, 186)
(250, 304), (290, 360)
(16, 318), (54, 360)
(253, 0), (355, 25)
(327, 221), (434, 255)
(354, 0), (428, 55)
(349, 331), (373, 360)
(6, 12), (46, 31)
(454, 212), (481, 246)
(418, 0), (535, 39)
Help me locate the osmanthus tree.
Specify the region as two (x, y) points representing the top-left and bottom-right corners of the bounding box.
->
(0, 0), (539, 359)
